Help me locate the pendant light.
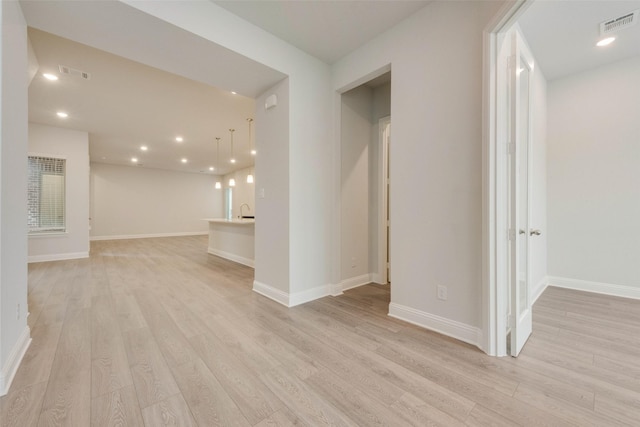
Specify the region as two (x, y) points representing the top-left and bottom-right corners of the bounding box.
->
(247, 117), (256, 156)
(246, 174), (254, 184)
(215, 137), (222, 189)
(229, 178), (236, 187)
(229, 128), (236, 164)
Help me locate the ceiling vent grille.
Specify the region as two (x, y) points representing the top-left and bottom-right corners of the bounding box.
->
(600, 10), (639, 35)
(58, 65), (91, 80)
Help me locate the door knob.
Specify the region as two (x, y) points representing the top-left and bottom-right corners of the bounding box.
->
(530, 229), (541, 236)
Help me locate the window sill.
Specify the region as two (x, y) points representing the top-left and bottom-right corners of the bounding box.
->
(28, 231), (68, 238)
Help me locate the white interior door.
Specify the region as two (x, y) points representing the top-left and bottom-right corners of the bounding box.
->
(508, 29), (535, 357)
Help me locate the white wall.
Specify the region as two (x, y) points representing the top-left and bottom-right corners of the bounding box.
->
(28, 123), (90, 262)
(254, 79), (290, 296)
(333, 0), (505, 341)
(341, 85), (373, 282)
(90, 162), (222, 239)
(547, 56), (640, 291)
(223, 165), (255, 219)
(0, 0), (30, 395)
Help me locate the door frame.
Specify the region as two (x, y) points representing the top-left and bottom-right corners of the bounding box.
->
(375, 116), (391, 285)
(481, 0), (535, 356)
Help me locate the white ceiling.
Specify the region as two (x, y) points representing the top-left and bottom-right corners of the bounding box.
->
(28, 28), (256, 175)
(213, 0), (431, 64)
(519, 0), (640, 81)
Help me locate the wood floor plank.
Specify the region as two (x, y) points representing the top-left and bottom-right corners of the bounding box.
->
(189, 332), (285, 425)
(123, 327), (181, 409)
(91, 295), (134, 398)
(0, 382), (48, 427)
(90, 385), (144, 427)
(4, 237), (638, 426)
(260, 366), (357, 427)
(37, 307), (92, 427)
(171, 358), (251, 427)
(140, 393), (197, 427)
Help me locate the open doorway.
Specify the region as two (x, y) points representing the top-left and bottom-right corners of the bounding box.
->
(338, 71), (391, 298)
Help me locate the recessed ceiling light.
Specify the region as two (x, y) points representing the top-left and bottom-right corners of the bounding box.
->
(181, 158), (188, 163)
(596, 37), (616, 47)
(230, 158), (236, 164)
(56, 111), (68, 118)
(251, 149), (257, 156)
(140, 145), (148, 151)
(175, 136), (183, 142)
(231, 91), (237, 95)
(209, 166), (214, 171)
(43, 73), (58, 81)
(131, 157), (138, 163)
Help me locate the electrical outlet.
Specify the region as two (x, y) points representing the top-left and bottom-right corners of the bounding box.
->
(437, 285), (447, 301)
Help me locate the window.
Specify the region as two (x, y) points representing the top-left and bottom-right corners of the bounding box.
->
(28, 156), (66, 233)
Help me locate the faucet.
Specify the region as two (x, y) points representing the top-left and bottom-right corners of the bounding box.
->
(239, 203), (250, 218)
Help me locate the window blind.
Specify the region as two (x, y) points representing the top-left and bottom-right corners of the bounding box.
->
(28, 156), (66, 233)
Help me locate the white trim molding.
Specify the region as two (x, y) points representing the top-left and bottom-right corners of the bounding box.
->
(90, 231), (207, 241)
(0, 326), (31, 396)
(289, 284), (330, 307)
(548, 276), (640, 300)
(532, 276), (549, 304)
(253, 281), (331, 307)
(335, 274), (373, 294)
(389, 303), (482, 348)
(253, 280), (289, 307)
(207, 248), (254, 268)
(28, 251), (89, 263)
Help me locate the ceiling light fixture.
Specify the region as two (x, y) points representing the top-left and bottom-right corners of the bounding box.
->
(247, 117), (256, 155)
(215, 137), (222, 189)
(231, 91), (237, 95)
(175, 136), (184, 142)
(229, 178), (236, 187)
(181, 158), (188, 163)
(131, 157), (138, 163)
(596, 37), (616, 47)
(247, 174), (254, 184)
(229, 128), (236, 164)
(43, 73), (58, 81)
(140, 145), (148, 151)
(209, 166), (214, 171)
(56, 111), (68, 118)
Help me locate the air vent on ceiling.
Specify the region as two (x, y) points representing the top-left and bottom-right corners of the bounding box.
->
(600, 9), (639, 35)
(58, 65), (91, 80)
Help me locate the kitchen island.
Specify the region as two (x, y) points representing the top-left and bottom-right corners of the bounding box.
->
(205, 218), (255, 267)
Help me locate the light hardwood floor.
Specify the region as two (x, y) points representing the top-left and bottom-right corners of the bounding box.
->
(2, 236), (639, 426)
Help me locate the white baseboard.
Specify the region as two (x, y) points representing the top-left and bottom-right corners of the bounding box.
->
(90, 231), (207, 241)
(532, 276), (549, 304)
(253, 281), (330, 307)
(329, 283), (343, 297)
(207, 248), (254, 268)
(388, 303), (481, 348)
(28, 251), (89, 263)
(0, 326), (31, 396)
(253, 280), (289, 307)
(548, 276), (640, 300)
(289, 284), (330, 307)
(330, 274), (372, 296)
